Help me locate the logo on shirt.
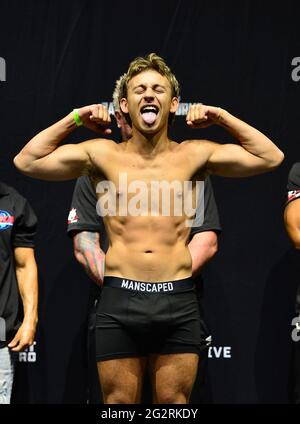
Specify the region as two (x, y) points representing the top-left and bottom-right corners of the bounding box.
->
(68, 208), (78, 224)
(17, 341), (37, 362)
(288, 190), (300, 203)
(0, 210), (14, 231)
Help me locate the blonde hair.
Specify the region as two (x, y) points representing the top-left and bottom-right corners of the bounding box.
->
(121, 53), (180, 99)
(112, 73), (127, 112)
(120, 53), (180, 125)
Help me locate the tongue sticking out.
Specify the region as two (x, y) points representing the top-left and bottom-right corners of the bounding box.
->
(142, 112), (157, 125)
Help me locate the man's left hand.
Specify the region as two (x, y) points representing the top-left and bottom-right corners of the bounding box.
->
(8, 323), (36, 352)
(186, 104), (222, 128)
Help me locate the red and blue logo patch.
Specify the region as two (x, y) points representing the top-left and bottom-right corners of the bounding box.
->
(288, 190), (300, 203)
(0, 210), (14, 231)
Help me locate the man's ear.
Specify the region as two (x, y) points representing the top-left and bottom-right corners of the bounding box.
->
(120, 98), (128, 114)
(170, 97), (179, 114)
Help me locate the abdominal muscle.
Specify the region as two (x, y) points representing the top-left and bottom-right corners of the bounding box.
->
(103, 215), (193, 282)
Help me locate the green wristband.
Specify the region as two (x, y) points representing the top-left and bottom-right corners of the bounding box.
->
(73, 108), (83, 127)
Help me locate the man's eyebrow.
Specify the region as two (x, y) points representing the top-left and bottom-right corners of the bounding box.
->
(132, 84), (146, 90)
(132, 83), (166, 90)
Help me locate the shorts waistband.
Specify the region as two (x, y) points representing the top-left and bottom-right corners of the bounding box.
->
(103, 276), (194, 293)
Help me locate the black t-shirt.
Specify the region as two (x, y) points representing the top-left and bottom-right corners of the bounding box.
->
(287, 162), (300, 205)
(0, 182), (37, 347)
(67, 175), (221, 255)
(286, 163), (300, 312)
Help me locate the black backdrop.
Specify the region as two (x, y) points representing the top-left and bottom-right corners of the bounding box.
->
(1, 0), (300, 404)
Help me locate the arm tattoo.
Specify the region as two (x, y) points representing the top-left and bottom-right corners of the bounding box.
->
(73, 231), (105, 285)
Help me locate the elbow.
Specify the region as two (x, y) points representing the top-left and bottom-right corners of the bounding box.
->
(14, 152), (30, 174)
(14, 151), (39, 177)
(275, 149), (285, 166)
(269, 149), (285, 170)
(13, 153), (22, 171)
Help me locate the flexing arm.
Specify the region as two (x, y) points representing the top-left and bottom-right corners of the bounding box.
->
(73, 231), (105, 286)
(188, 231), (218, 277)
(186, 105), (284, 177)
(14, 105), (111, 180)
(8, 247), (38, 352)
(284, 200), (300, 249)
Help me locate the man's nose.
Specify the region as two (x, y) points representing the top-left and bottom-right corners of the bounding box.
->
(144, 95), (154, 102)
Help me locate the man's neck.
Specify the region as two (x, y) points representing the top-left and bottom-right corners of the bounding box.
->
(128, 126), (170, 156)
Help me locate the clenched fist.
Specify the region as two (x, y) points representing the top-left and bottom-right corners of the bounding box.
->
(75, 104), (112, 134)
(186, 104), (223, 128)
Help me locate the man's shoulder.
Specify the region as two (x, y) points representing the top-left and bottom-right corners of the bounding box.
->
(180, 139), (217, 150)
(178, 139), (217, 163)
(83, 138), (119, 153)
(0, 181), (26, 202)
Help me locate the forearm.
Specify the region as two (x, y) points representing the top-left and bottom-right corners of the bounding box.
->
(218, 109), (284, 165)
(73, 232), (105, 285)
(14, 112), (76, 170)
(15, 261), (38, 325)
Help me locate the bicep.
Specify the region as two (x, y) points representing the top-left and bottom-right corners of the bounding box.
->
(27, 143), (91, 181)
(14, 247), (36, 268)
(207, 143), (270, 177)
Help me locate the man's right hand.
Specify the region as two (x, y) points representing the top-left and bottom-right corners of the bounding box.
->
(77, 104), (112, 135)
(14, 104), (112, 181)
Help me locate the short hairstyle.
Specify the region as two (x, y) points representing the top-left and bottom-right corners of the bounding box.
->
(120, 53), (180, 126)
(112, 73), (127, 113)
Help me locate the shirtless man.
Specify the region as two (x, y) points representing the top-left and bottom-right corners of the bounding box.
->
(14, 53), (284, 404)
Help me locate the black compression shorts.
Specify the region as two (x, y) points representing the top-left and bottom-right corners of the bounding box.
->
(95, 276), (209, 362)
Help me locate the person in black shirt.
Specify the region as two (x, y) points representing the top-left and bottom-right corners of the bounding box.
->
(284, 162), (300, 403)
(284, 162), (300, 320)
(0, 181), (38, 404)
(285, 162), (300, 248)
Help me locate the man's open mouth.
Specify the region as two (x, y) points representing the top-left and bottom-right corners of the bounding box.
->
(140, 105), (159, 125)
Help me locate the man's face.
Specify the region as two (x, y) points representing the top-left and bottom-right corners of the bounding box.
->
(120, 69), (178, 135)
(114, 111), (132, 141)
